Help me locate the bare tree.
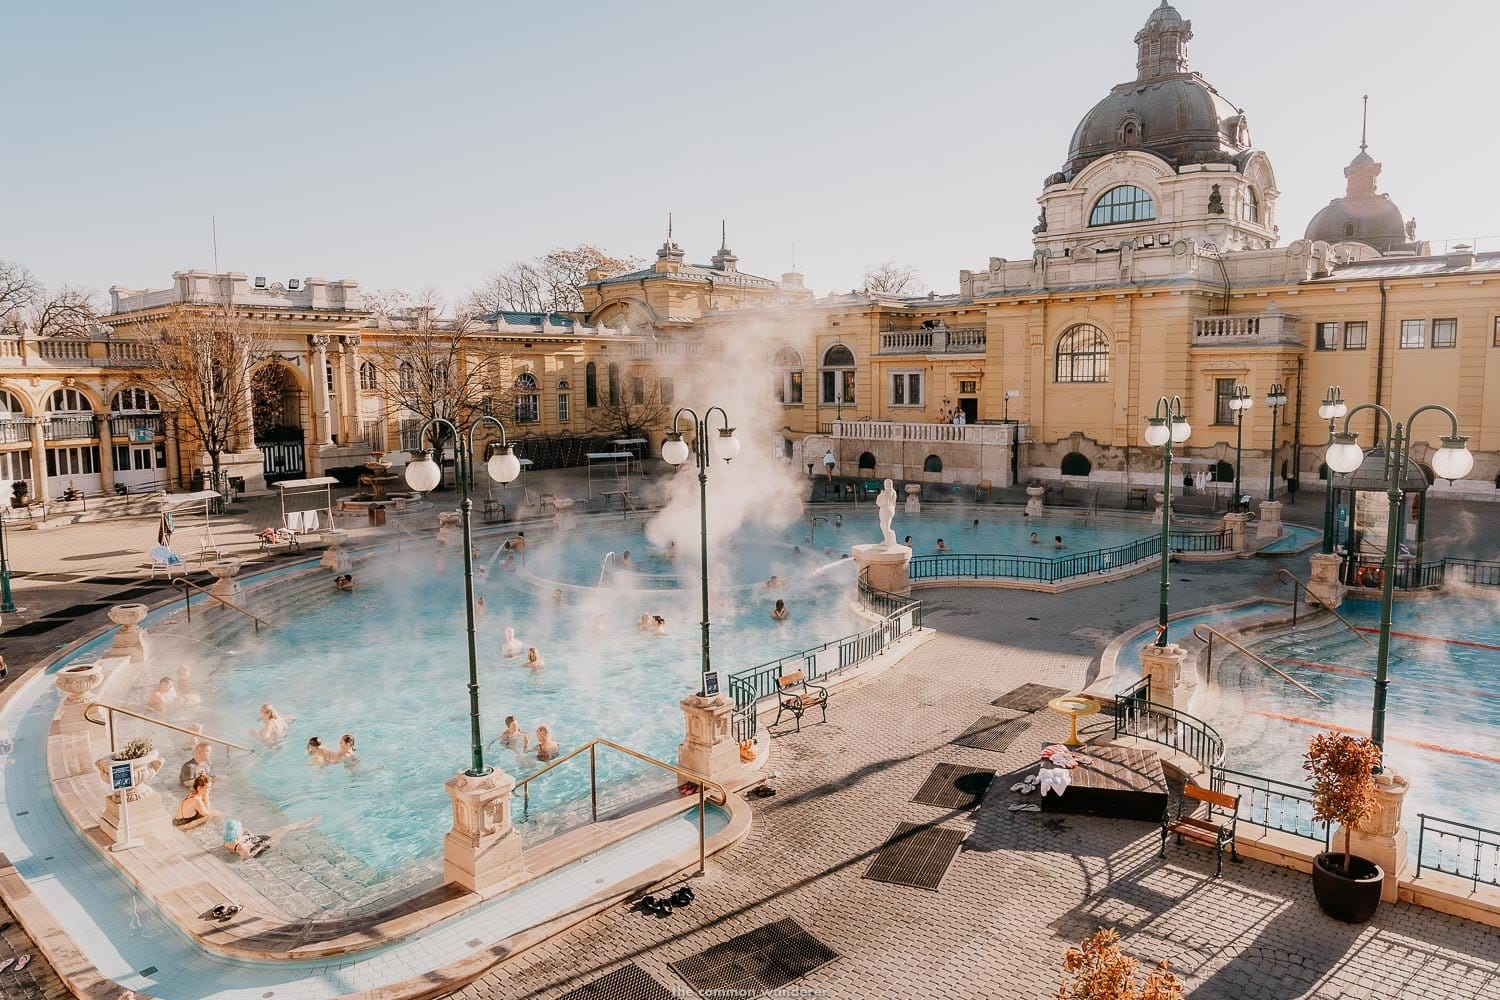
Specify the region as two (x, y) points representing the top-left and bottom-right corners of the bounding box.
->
(587, 366), (671, 440)
(469, 244), (641, 314)
(0, 261), (96, 336)
(0, 260), (39, 330)
(367, 290), (504, 478)
(861, 261), (925, 296)
(137, 305), (271, 501)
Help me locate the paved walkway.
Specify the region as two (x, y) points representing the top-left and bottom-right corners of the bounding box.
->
(454, 585), (1500, 1000)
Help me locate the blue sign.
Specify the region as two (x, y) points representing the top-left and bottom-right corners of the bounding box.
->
(702, 672), (720, 697)
(110, 760), (135, 792)
(1336, 504), (1349, 522)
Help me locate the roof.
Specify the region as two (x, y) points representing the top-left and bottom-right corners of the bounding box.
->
(587, 263), (779, 290)
(482, 311), (577, 327)
(1308, 252), (1500, 282)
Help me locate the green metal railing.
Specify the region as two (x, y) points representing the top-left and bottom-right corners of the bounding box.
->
(1211, 765), (1331, 849)
(1415, 814), (1500, 890)
(909, 528), (1228, 585)
(1111, 677), (1226, 772)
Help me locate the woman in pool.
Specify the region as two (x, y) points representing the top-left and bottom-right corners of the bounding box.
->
(903, 535), (913, 546)
(333, 734), (357, 762)
(223, 816), (321, 859)
(771, 599), (789, 622)
(553, 588), (564, 605)
(306, 736), (340, 765)
(620, 550), (632, 568)
(834, 514), (842, 529)
(252, 704), (289, 744)
(173, 774), (216, 830)
(1030, 532), (1040, 544)
(651, 615), (667, 636)
(525, 647), (545, 671)
(146, 677), (179, 715)
(637, 612), (653, 632)
(501, 715), (529, 750)
(534, 725), (559, 762)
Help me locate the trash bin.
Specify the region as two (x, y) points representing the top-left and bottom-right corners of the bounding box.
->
(229, 476), (246, 495)
(368, 504), (386, 527)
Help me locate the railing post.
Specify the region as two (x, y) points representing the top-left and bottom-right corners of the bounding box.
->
(697, 783), (707, 876)
(1414, 814), (1426, 879)
(590, 743), (598, 823)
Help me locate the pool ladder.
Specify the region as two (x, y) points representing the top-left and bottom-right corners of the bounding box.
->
(510, 737), (729, 877)
(83, 701), (252, 756)
(171, 577), (271, 634)
(1192, 624), (1326, 703)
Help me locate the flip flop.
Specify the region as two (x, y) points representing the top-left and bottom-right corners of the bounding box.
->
(14, 955), (29, 971)
(0, 958), (14, 973)
(208, 905), (228, 920)
(1009, 782), (1026, 792)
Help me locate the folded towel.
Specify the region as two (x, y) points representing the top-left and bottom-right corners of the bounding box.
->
(1038, 767), (1072, 797)
(305, 509), (320, 531)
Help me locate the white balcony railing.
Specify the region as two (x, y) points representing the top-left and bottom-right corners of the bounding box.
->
(878, 328), (987, 355)
(832, 419), (1023, 446)
(1193, 305), (1301, 347)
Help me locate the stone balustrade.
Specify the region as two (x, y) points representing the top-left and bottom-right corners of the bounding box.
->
(878, 327), (987, 355)
(833, 419), (1023, 446)
(1192, 303), (1302, 347)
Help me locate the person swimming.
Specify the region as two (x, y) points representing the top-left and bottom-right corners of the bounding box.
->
(765, 576), (786, 591)
(334, 734), (357, 762)
(146, 677), (179, 714)
(620, 550), (632, 568)
(1030, 532), (1040, 544)
(252, 704), (289, 745)
(637, 612), (653, 632)
(936, 538), (950, 552)
(306, 736), (340, 765)
(534, 725), (559, 762)
(1054, 536), (1066, 549)
(651, 615), (667, 636)
(968, 518), (980, 530)
(903, 535), (913, 546)
(834, 514), (843, 529)
(173, 774), (216, 831)
(500, 715), (529, 750)
(553, 588), (564, 605)
(502, 627), (525, 658)
(334, 574), (354, 591)
(771, 598), (789, 622)
(525, 647), (545, 671)
(664, 541), (676, 561)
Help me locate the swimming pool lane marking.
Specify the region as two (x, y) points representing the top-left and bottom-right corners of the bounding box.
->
(1351, 627), (1500, 652)
(1251, 710), (1500, 764)
(1271, 657), (1495, 701)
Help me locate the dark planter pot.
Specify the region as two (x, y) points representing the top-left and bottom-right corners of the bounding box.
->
(1312, 851), (1384, 923)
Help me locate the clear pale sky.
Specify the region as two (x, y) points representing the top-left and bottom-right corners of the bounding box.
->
(5, 1), (1496, 306)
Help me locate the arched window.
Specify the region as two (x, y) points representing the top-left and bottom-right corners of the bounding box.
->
(0, 390), (25, 415)
(1343, 221), (1358, 239)
(514, 372), (539, 424)
(111, 388), (159, 413)
(858, 452), (876, 470)
(1212, 460), (1234, 483)
(47, 388), (93, 413)
(556, 378), (571, 422)
(1121, 121), (1139, 146)
(820, 344), (855, 406)
(398, 363), (415, 392)
(1060, 452), (1092, 477)
(773, 345), (804, 405)
(1240, 186), (1260, 223)
(1089, 185), (1156, 227)
(585, 362), (599, 407)
(607, 363), (621, 407)
(358, 361), (378, 391)
(923, 454), (943, 473)
(1054, 325), (1110, 383)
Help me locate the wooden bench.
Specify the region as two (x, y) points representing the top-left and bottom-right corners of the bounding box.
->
(773, 671), (828, 732)
(1159, 784), (1240, 876)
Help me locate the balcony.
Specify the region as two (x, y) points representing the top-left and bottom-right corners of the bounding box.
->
(110, 414), (164, 440)
(832, 419), (1025, 447)
(878, 327), (987, 355)
(0, 419), (31, 445)
(43, 415), (98, 441)
(1192, 304), (1302, 347)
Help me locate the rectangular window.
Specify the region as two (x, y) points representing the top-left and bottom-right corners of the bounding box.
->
(659, 377), (674, 406)
(1315, 323), (1339, 351)
(823, 370), (855, 405)
(787, 371), (803, 404)
(514, 395), (539, 424)
(891, 374), (904, 406)
(558, 393), (570, 422)
(1432, 318), (1457, 348)
(958, 380), (977, 394)
(1214, 378), (1236, 425)
(1493, 317), (1500, 348)
(1399, 319), (1426, 349)
(113, 445), (130, 472)
(630, 377), (645, 405)
(1343, 322), (1368, 350)
(890, 373), (924, 406)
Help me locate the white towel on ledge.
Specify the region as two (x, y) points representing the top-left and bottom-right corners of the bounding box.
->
(1038, 767), (1072, 798)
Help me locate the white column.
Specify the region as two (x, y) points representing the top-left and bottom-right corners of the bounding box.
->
(29, 417), (48, 502)
(311, 335), (333, 447)
(341, 334), (362, 446)
(95, 414), (115, 494)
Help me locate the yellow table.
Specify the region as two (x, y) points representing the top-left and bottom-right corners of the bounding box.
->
(1047, 695), (1102, 748)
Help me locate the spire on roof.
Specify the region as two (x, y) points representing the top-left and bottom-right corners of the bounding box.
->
(710, 218), (738, 272)
(656, 211), (685, 263)
(1360, 93), (1369, 152)
(1345, 96), (1380, 197)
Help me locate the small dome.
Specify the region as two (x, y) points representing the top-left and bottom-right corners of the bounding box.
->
(1304, 146), (1413, 253)
(1145, 1), (1186, 28)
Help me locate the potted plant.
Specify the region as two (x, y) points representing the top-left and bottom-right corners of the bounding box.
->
(1303, 730), (1384, 923)
(1055, 927), (1183, 1000)
(95, 736), (163, 792)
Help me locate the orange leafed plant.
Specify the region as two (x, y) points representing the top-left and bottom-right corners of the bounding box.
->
(1303, 730), (1382, 875)
(1056, 928), (1185, 1000)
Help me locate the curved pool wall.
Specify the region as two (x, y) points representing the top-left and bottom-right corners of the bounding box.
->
(2, 636), (729, 998)
(1204, 594), (1500, 854)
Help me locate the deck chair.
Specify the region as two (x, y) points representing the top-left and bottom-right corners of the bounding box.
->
(150, 544), (184, 579)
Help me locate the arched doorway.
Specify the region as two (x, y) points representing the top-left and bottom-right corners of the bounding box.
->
(1060, 452), (1092, 477)
(253, 363), (306, 483)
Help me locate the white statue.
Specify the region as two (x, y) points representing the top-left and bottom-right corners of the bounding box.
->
(876, 478), (898, 548)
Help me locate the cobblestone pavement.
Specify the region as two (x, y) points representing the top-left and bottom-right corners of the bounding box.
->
(450, 584), (1500, 1000)
(2, 489), (1498, 997)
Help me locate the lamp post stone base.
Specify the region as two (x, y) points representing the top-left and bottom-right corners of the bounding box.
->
(437, 511), (463, 546)
(851, 543), (913, 597)
(208, 561), (241, 603)
(107, 604), (150, 664)
(678, 693), (741, 785)
(1139, 642), (1186, 709)
(1342, 771), (1410, 904)
(1306, 552), (1346, 609)
(442, 768), (526, 894)
(1025, 485), (1045, 516)
(1221, 512), (1249, 552)
(903, 483), (921, 514)
(1256, 500), (1284, 540)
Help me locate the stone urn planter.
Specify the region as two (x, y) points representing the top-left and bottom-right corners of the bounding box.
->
(107, 603), (151, 662)
(95, 740), (164, 801)
(208, 560), (242, 601)
(107, 604), (148, 630)
(55, 661), (103, 704)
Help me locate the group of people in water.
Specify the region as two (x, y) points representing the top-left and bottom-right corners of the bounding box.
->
(498, 715), (560, 761)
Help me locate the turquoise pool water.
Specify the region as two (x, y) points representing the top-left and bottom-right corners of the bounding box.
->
(1110, 600), (1290, 691)
(809, 508), (1153, 559)
(1210, 595), (1500, 852)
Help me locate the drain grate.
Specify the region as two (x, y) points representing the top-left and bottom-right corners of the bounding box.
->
(992, 683), (1068, 714)
(911, 763), (994, 810)
(559, 963), (675, 1000)
(864, 822), (966, 891)
(951, 715), (1033, 753)
(671, 917), (836, 996)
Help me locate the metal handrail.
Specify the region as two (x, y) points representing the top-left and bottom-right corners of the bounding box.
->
(510, 737), (729, 876)
(1415, 813), (1500, 890)
(1192, 624), (1326, 703)
(1275, 568), (1376, 648)
(83, 700), (251, 754)
(171, 577), (271, 633)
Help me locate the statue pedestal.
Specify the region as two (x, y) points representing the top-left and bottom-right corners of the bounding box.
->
(1025, 485), (1045, 516)
(1222, 513), (1249, 553)
(318, 530), (351, 571)
(208, 561), (241, 603)
(1343, 771), (1410, 904)
(1257, 500), (1284, 540)
(852, 543), (913, 598)
(903, 483), (921, 514)
(437, 511), (462, 546)
(677, 693), (742, 786)
(107, 604), (150, 664)
(1306, 552), (1346, 609)
(100, 784), (170, 846)
(1139, 642), (1186, 709)
(442, 768), (526, 894)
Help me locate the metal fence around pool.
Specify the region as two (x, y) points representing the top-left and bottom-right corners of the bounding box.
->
(1212, 766), (1331, 849)
(1339, 555), (1500, 591)
(727, 576), (922, 743)
(1415, 814), (1500, 891)
(909, 528), (1228, 586)
(1112, 677), (1226, 773)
